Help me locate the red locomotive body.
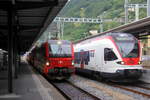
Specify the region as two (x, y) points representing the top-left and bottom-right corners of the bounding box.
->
(30, 40), (75, 79)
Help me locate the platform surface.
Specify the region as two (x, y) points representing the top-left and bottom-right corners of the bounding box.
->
(0, 63), (65, 100)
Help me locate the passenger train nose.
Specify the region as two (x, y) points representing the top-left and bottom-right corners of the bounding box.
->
(74, 32), (143, 82)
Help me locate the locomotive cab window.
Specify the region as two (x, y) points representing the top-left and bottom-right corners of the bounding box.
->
(49, 41), (72, 58)
(104, 48), (118, 61)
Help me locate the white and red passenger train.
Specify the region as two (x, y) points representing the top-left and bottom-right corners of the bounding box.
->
(28, 40), (75, 80)
(74, 33), (143, 82)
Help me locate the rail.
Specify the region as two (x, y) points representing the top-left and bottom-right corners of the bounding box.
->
(50, 80), (101, 100)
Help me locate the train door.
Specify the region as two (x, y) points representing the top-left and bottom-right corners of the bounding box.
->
(40, 45), (46, 71)
(103, 48), (118, 72)
(95, 47), (103, 71)
(80, 51), (84, 69)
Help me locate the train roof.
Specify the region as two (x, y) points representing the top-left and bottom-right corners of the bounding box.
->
(74, 32), (136, 45)
(105, 32), (134, 38)
(48, 40), (71, 44)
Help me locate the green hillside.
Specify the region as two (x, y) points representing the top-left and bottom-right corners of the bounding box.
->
(57, 0), (147, 41)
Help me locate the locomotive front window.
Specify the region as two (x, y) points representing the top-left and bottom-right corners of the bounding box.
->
(104, 48), (118, 61)
(49, 44), (72, 57)
(116, 41), (139, 58)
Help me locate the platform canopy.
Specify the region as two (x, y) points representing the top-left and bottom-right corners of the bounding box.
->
(104, 17), (150, 38)
(75, 17), (150, 44)
(0, 0), (68, 52)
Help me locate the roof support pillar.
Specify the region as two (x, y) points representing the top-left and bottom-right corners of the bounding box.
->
(7, 5), (15, 93)
(18, 40), (21, 67)
(8, 9), (13, 93)
(13, 33), (18, 79)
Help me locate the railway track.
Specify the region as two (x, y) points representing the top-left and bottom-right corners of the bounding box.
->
(135, 85), (150, 91)
(133, 82), (150, 91)
(108, 83), (150, 98)
(50, 80), (101, 100)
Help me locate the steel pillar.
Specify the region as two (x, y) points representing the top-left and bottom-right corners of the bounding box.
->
(8, 9), (14, 93)
(100, 17), (103, 33)
(14, 36), (18, 79)
(7, 0), (16, 92)
(61, 22), (64, 39)
(57, 21), (61, 39)
(135, 4), (139, 21)
(18, 47), (21, 67)
(147, 0), (150, 16)
(125, 0), (128, 24)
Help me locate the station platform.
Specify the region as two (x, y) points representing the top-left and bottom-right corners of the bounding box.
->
(0, 63), (65, 100)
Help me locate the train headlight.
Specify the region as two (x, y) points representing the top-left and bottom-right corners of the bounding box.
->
(46, 62), (50, 66)
(57, 41), (62, 45)
(138, 61), (142, 65)
(117, 61), (125, 65)
(72, 61), (74, 65)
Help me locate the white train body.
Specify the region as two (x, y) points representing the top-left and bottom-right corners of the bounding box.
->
(74, 33), (143, 82)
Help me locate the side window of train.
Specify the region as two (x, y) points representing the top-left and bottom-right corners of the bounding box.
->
(104, 48), (118, 61)
(84, 51), (90, 65)
(41, 45), (46, 57)
(90, 50), (94, 57)
(36, 49), (40, 59)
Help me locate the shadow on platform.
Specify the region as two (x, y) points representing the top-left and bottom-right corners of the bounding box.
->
(0, 63), (42, 100)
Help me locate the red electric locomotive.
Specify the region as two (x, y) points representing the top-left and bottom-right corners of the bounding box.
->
(30, 40), (75, 79)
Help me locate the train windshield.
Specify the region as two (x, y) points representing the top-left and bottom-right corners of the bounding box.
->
(112, 33), (139, 58)
(49, 44), (72, 58)
(116, 40), (139, 58)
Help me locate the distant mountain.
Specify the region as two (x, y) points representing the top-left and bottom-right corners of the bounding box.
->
(55, 0), (147, 41)
(59, 0), (123, 18)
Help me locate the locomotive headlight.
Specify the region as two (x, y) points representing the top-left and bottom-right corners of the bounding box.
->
(117, 61), (125, 65)
(72, 60), (74, 65)
(57, 41), (62, 45)
(138, 61), (142, 65)
(46, 62), (50, 66)
(121, 61), (125, 65)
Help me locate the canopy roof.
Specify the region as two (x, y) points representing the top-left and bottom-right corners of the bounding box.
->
(0, 0), (68, 52)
